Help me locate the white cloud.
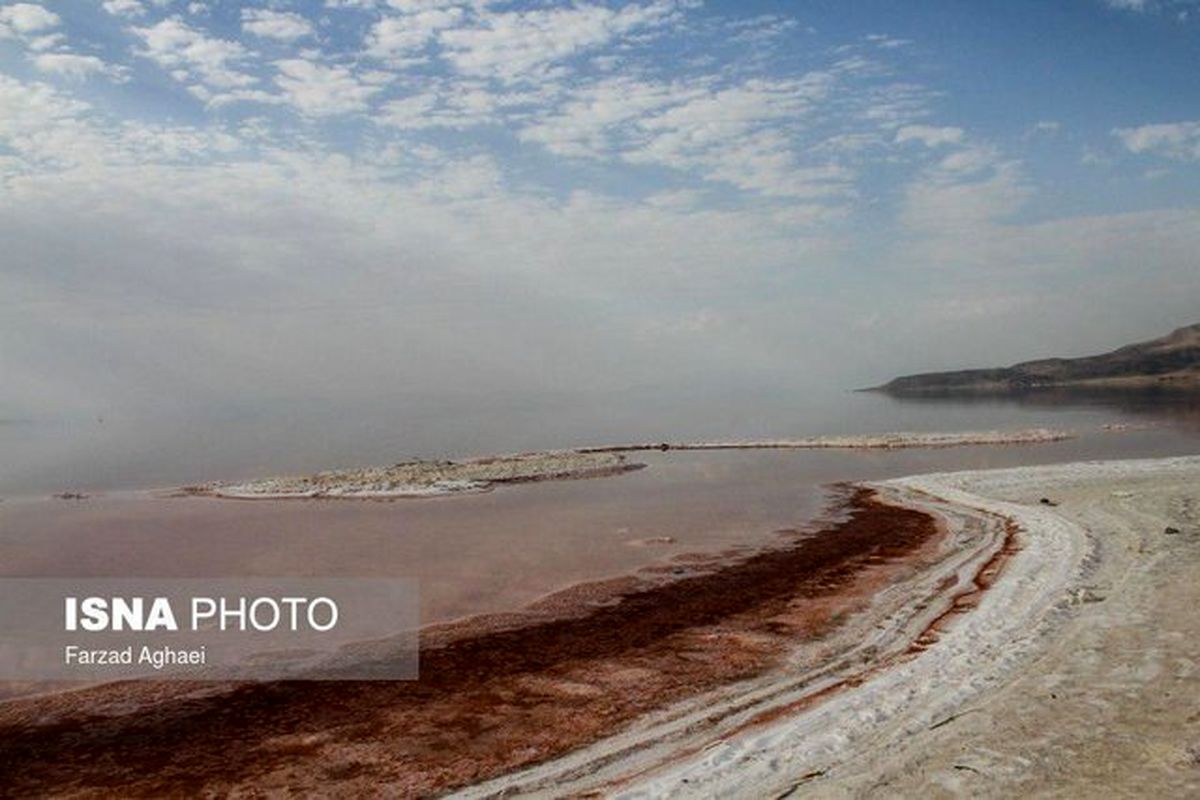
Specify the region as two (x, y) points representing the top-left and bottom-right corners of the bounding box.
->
(857, 83), (935, 130)
(365, 7), (463, 60)
(26, 32), (63, 51)
(132, 17), (256, 89)
(522, 74), (849, 199)
(644, 188), (703, 209)
(898, 142), (1034, 275)
(935, 144), (1006, 176)
(273, 59), (381, 116)
(0, 74), (88, 143)
(637, 80), (817, 136)
(438, 0), (684, 81)
(728, 15), (799, 44)
(0, 1), (64, 49)
(0, 3), (59, 36)
(30, 53), (112, 81)
(904, 160), (1028, 233)
(1114, 120), (1200, 161)
(102, 0), (147, 18)
(518, 77), (700, 157)
(1100, 0), (1200, 16)
(379, 83), (513, 129)
(894, 124), (964, 148)
(378, 92), (438, 126)
(387, 0), (477, 11)
(242, 10), (314, 42)
(0, 75), (246, 175)
(203, 88), (285, 109)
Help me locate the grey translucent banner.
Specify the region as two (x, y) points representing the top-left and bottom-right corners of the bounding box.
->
(0, 578), (418, 681)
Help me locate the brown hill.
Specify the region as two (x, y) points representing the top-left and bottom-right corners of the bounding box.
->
(872, 323), (1200, 394)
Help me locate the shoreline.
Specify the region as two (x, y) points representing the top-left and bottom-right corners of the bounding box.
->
(576, 455), (1200, 798)
(2, 454), (1195, 797)
(180, 427), (1073, 501)
(577, 427), (1073, 453)
(0, 484), (965, 796)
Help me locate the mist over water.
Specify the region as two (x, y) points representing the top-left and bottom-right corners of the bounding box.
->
(3, 383), (1198, 497)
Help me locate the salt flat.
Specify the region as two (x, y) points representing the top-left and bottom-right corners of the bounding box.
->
(465, 453), (1200, 796)
(586, 456), (1200, 799)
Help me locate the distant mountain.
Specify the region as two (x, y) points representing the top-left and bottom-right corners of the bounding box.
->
(871, 323), (1200, 394)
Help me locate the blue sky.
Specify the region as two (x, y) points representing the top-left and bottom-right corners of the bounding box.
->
(2, 0), (1199, 421)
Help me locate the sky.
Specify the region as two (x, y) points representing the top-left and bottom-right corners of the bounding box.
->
(2, 0), (1200, 429)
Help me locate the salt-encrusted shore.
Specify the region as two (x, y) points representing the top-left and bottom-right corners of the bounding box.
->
(186, 428), (1072, 500)
(5, 454), (1193, 798)
(186, 450), (644, 499)
(506, 455), (1199, 799)
(579, 427), (1073, 452)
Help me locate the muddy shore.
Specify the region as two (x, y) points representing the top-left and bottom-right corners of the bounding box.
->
(3, 456), (1196, 798)
(600, 456), (1200, 798)
(0, 486), (973, 797)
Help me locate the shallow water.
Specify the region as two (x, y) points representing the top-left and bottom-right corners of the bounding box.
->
(2, 390), (1198, 626)
(5, 384), (1197, 498)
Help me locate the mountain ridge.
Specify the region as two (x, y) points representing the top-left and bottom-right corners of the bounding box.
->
(870, 323), (1200, 394)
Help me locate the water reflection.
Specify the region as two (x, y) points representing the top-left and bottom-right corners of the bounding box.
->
(878, 386), (1200, 432)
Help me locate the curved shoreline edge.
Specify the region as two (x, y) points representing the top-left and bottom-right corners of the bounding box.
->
(558, 455), (1200, 799)
(4, 455), (1193, 797)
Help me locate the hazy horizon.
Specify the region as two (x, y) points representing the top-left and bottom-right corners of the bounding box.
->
(3, 0), (1200, 428)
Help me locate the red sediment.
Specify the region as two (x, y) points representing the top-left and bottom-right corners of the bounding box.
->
(907, 518), (1022, 654)
(704, 507), (1019, 755)
(0, 488), (945, 798)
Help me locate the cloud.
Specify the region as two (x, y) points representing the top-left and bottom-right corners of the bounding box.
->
(1099, 0), (1200, 15)
(0, 61), (854, 429)
(101, 0), (147, 18)
(241, 10), (314, 42)
(0, 74), (88, 144)
(517, 77), (700, 157)
(364, 7), (463, 60)
(273, 59), (381, 116)
(0, 3), (59, 36)
(899, 143), (1033, 270)
(2, 0), (1198, 446)
(387, 0), (479, 10)
(895, 124), (964, 147)
(132, 17), (256, 89)
(520, 71), (861, 200)
(1114, 120), (1200, 161)
(29, 53), (113, 81)
(438, 0), (685, 81)
(378, 83), (519, 128)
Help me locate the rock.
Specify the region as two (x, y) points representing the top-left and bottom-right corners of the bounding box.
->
(1069, 586), (1106, 604)
(629, 535), (677, 547)
(1164, 526), (1181, 535)
(1039, 497), (1058, 506)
